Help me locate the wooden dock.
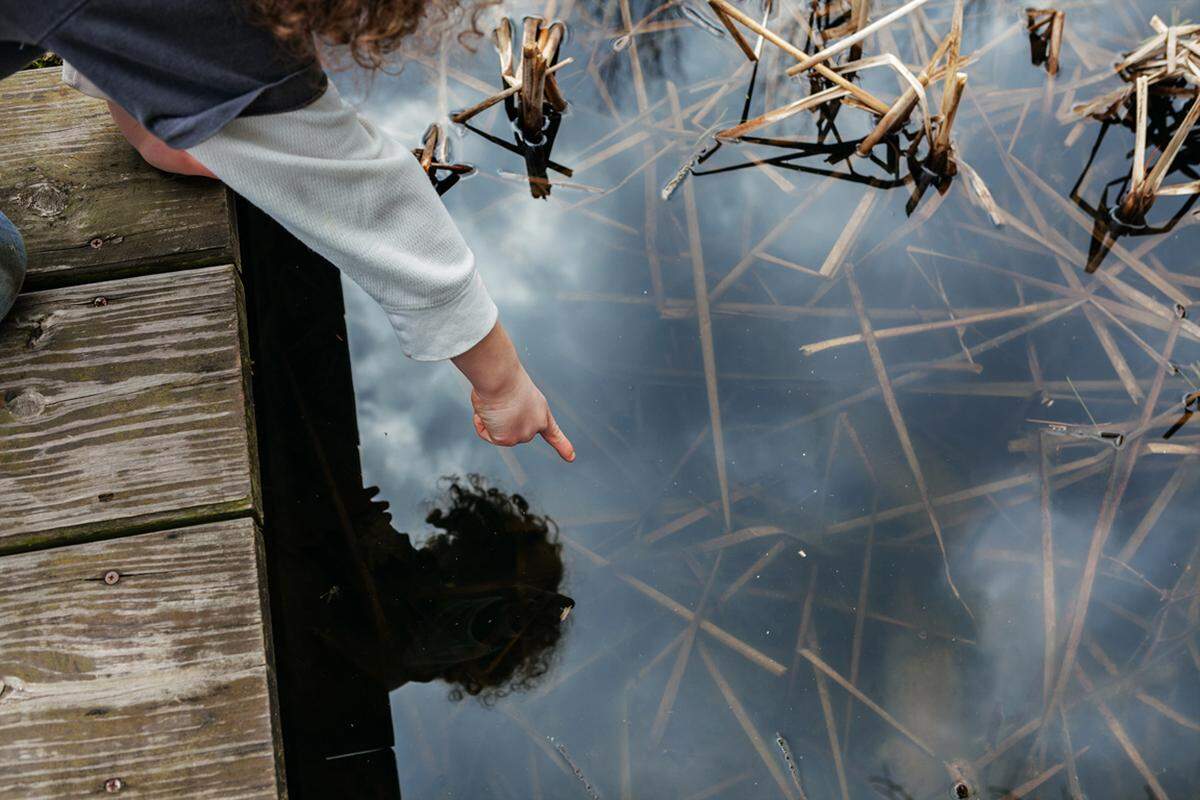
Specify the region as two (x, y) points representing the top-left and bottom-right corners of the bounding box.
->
(0, 68), (283, 797)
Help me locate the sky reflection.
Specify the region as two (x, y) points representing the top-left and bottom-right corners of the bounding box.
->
(332, 0), (1200, 796)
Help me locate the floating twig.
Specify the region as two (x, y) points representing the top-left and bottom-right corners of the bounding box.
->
(775, 734), (810, 800)
(551, 739), (602, 800)
(698, 642), (800, 800)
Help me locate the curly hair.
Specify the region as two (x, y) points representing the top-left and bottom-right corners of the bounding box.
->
(244, 0), (496, 68)
(418, 476), (570, 704)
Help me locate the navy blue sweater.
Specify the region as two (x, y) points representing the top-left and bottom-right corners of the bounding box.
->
(0, 0), (326, 148)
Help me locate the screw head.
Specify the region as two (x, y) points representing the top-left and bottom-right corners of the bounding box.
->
(92, 296), (108, 307)
(103, 570), (121, 585)
(90, 238), (104, 250)
(104, 777), (124, 793)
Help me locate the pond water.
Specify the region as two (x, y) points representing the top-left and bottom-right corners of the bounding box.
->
(326, 0), (1200, 796)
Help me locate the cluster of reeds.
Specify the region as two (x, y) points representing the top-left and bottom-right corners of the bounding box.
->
(451, 15), (572, 138)
(1072, 17), (1200, 225)
(703, 0), (973, 177)
(411, 123), (475, 195)
(450, 16), (575, 198)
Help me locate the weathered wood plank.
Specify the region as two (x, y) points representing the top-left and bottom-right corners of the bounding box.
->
(0, 264), (258, 551)
(0, 68), (236, 289)
(0, 519), (285, 799)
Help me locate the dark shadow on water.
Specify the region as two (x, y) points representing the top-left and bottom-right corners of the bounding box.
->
(239, 201), (572, 797)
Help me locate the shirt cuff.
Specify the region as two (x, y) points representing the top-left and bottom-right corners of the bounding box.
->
(384, 271), (499, 362)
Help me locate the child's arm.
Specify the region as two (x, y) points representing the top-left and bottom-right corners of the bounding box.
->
(183, 82), (574, 460)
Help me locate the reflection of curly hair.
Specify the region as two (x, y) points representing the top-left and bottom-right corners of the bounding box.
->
(243, 0), (498, 68)
(420, 476), (569, 705)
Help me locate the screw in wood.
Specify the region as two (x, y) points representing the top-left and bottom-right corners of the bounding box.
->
(89, 238), (104, 249)
(103, 570), (121, 586)
(92, 297), (108, 307)
(104, 777), (124, 793)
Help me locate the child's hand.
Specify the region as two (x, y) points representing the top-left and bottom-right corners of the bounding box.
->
(452, 321), (575, 462)
(106, 101), (217, 179)
(470, 373), (574, 461)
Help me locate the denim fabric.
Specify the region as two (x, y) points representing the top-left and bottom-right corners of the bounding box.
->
(0, 210), (27, 322)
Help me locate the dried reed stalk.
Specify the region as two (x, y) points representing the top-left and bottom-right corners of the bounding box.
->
(786, 0), (933, 74)
(638, 627), (688, 680)
(798, 647), (937, 758)
(495, 17), (515, 79)
(708, 0), (890, 114)
(998, 747), (1088, 799)
(1073, 666), (1169, 800)
(418, 124), (440, 172)
(1026, 9), (1066, 75)
(498, 707), (579, 782)
(1039, 310), (1185, 733)
(857, 31), (954, 154)
(716, 86), (849, 140)
(682, 772), (754, 800)
(709, 177), (837, 302)
(720, 541), (787, 605)
(1047, 10), (1064, 74)
(698, 642), (801, 800)
(670, 81), (731, 531)
(562, 535), (788, 674)
(1120, 90), (1200, 223)
(845, 265), (972, 621)
(1116, 458), (1193, 562)
(1037, 433), (1058, 705)
(787, 565), (820, 698)
(819, 192), (877, 277)
(801, 298), (1068, 356)
(519, 17), (547, 135)
(618, 0), (650, 112)
(709, 1), (760, 61)
(807, 622), (851, 800)
(650, 553), (723, 743)
(973, 109), (1146, 402)
(451, 58), (574, 124)
(841, 516), (875, 753)
(1136, 690), (1200, 732)
(1010, 157), (1192, 298)
(929, 72), (968, 174)
(700, 524), (785, 551)
(643, 485), (754, 544)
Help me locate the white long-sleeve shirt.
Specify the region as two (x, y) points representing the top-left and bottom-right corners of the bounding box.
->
(64, 65), (497, 361)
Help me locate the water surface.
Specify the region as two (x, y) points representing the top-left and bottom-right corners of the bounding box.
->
(332, 1), (1200, 796)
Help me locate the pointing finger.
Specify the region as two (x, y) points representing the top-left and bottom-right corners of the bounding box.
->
(541, 415), (576, 462)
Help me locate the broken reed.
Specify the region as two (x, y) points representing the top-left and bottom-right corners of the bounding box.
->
(451, 15), (570, 138)
(706, 0), (975, 177)
(1072, 17), (1200, 224)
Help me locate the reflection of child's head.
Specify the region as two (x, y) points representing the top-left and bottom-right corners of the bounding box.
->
(410, 476), (571, 704)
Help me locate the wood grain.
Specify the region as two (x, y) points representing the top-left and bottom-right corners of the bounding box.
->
(0, 265), (258, 551)
(0, 68), (236, 289)
(0, 519), (284, 799)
